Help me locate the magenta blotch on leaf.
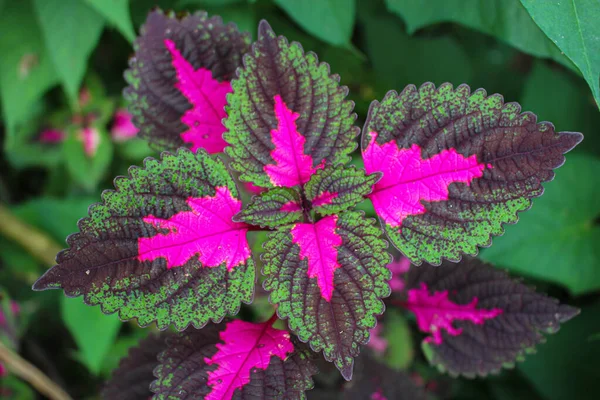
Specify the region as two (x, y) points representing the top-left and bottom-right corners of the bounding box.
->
(264, 95), (325, 187)
(78, 127), (100, 157)
(39, 128), (65, 143)
(403, 283), (502, 345)
(291, 215), (343, 302)
(138, 186), (251, 270)
(363, 132), (486, 230)
(164, 39), (232, 153)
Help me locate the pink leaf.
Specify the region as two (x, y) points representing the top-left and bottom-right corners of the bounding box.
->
(111, 108), (139, 142)
(280, 200), (302, 212)
(164, 39), (232, 153)
(264, 95), (324, 187)
(311, 191), (338, 208)
(403, 283), (502, 345)
(138, 186), (250, 270)
(291, 215), (342, 301)
(204, 319), (294, 400)
(363, 131), (487, 230)
(388, 258), (411, 293)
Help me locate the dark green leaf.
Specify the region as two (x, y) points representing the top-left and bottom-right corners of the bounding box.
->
(33, 0), (104, 107)
(521, 0), (600, 108)
(274, 0), (356, 46)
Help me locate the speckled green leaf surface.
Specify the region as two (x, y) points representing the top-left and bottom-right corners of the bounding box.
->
(33, 149), (255, 330)
(262, 211), (391, 380)
(234, 187), (303, 229)
(224, 21), (359, 188)
(362, 82), (582, 265)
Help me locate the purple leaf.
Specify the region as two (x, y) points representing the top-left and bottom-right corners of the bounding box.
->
(362, 83), (582, 265)
(342, 355), (427, 400)
(151, 320), (317, 399)
(33, 149), (255, 330)
(225, 21), (359, 188)
(263, 211), (391, 380)
(399, 257), (579, 377)
(125, 10), (250, 152)
(305, 166), (380, 216)
(102, 333), (170, 400)
(233, 187), (303, 228)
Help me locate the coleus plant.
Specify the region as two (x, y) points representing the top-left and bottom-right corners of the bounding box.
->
(33, 9), (583, 400)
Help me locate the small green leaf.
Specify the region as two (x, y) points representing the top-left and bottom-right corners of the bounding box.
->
(381, 309), (413, 370)
(0, 0), (58, 139)
(84, 0), (135, 42)
(234, 187), (303, 229)
(520, 0), (600, 109)
(305, 166), (379, 216)
(33, 0), (104, 108)
(61, 296), (122, 375)
(385, 0), (575, 72)
(274, 0), (356, 46)
(481, 154), (600, 295)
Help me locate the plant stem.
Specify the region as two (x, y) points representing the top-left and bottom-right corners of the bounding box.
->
(0, 204), (62, 268)
(0, 341), (73, 400)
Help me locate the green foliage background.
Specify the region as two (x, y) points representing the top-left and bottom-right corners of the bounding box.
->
(0, 0), (599, 398)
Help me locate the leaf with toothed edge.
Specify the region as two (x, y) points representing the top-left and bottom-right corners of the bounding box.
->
(343, 354), (428, 400)
(150, 320), (318, 400)
(398, 257), (579, 377)
(124, 9), (251, 153)
(102, 332), (171, 400)
(32, 149), (255, 331)
(262, 211), (391, 380)
(224, 20), (359, 188)
(305, 166), (380, 216)
(362, 82), (583, 265)
(234, 187), (303, 228)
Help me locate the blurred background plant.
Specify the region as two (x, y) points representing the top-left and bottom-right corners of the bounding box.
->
(0, 0), (599, 399)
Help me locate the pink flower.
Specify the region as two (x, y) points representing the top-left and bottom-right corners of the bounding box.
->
(388, 257), (411, 293)
(78, 127), (100, 157)
(111, 108), (139, 142)
(368, 323), (388, 355)
(39, 129), (65, 143)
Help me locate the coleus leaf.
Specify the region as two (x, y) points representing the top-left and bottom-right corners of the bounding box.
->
(124, 10), (251, 153)
(102, 333), (170, 400)
(263, 211), (391, 380)
(151, 319), (318, 399)
(342, 354), (427, 400)
(304, 166), (380, 216)
(33, 149), (255, 330)
(233, 187), (303, 228)
(398, 257), (579, 377)
(362, 83), (583, 265)
(224, 21), (359, 188)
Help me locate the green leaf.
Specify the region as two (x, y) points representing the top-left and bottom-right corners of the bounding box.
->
(234, 187), (303, 229)
(304, 166), (379, 216)
(33, 0), (104, 108)
(362, 14), (473, 89)
(520, 0), (600, 109)
(381, 309), (413, 370)
(0, 0), (58, 139)
(481, 154), (600, 295)
(519, 302), (600, 400)
(84, 0), (135, 42)
(61, 296), (121, 375)
(63, 127), (114, 193)
(274, 0), (356, 46)
(385, 0), (575, 72)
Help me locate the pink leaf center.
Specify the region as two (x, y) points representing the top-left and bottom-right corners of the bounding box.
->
(137, 187), (250, 270)
(264, 95), (324, 187)
(311, 191), (338, 208)
(204, 319), (294, 400)
(164, 39), (232, 153)
(280, 200), (302, 212)
(363, 132), (486, 230)
(111, 108), (139, 142)
(291, 215), (342, 301)
(403, 283), (503, 345)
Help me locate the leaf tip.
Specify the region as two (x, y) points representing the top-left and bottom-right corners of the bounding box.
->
(258, 19), (275, 40)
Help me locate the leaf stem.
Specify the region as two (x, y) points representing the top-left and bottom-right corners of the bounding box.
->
(0, 341), (73, 400)
(266, 311), (279, 327)
(0, 204), (62, 268)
